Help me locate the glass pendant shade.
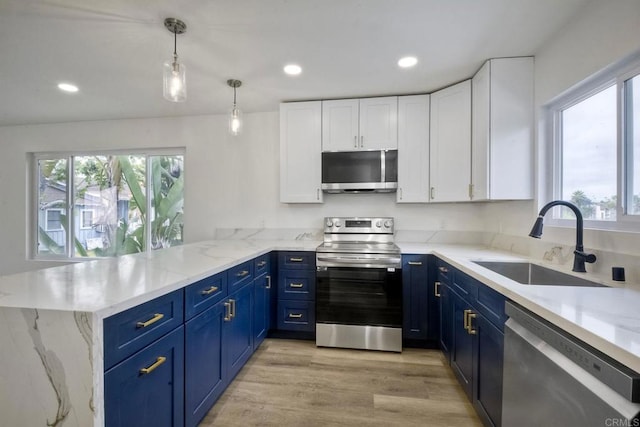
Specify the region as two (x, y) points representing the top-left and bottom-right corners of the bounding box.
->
(229, 106), (242, 136)
(163, 57), (186, 102)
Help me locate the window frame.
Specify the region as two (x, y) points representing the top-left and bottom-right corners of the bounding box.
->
(79, 209), (94, 230)
(44, 208), (64, 232)
(545, 53), (640, 232)
(32, 147), (185, 261)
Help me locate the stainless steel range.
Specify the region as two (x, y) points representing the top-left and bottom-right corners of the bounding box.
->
(315, 217), (402, 352)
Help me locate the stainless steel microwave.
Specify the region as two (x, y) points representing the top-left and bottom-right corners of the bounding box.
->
(321, 150), (398, 193)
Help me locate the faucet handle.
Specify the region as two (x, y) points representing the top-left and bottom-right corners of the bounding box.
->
(574, 250), (596, 264)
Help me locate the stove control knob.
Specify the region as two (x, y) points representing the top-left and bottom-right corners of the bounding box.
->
(326, 219), (333, 228)
(384, 220), (393, 229)
(376, 220), (382, 228)
(334, 219), (342, 228)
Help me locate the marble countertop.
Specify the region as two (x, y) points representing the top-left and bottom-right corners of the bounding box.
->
(0, 239), (639, 372)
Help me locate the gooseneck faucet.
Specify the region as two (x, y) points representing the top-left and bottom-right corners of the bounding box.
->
(528, 200), (596, 273)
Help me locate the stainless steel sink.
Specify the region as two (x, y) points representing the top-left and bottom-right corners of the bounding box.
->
(472, 261), (607, 287)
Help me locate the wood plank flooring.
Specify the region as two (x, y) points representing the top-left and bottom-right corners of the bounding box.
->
(199, 339), (481, 426)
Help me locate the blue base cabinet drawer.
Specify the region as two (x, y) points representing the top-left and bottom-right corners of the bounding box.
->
(104, 289), (184, 370)
(278, 251), (315, 270)
(185, 271), (228, 320)
(277, 300), (315, 332)
(278, 270), (315, 300)
(105, 325), (185, 427)
(228, 261), (254, 293)
(254, 253), (271, 277)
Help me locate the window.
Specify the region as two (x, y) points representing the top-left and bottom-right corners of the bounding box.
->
(549, 56), (640, 231)
(35, 151), (184, 259)
(79, 210), (94, 229)
(45, 209), (64, 231)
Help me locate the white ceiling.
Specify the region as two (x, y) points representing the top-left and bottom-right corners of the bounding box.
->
(0, 0), (590, 126)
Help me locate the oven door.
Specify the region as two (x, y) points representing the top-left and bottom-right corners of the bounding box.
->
(316, 266), (402, 328)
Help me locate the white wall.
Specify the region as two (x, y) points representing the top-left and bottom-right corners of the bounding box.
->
(486, 0), (640, 257)
(0, 112), (490, 275)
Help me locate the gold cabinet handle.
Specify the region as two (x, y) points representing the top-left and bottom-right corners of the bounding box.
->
(289, 257), (304, 262)
(288, 313), (303, 319)
(224, 302), (232, 322)
(200, 286), (219, 295)
(438, 266), (448, 273)
(139, 356), (166, 375)
(136, 313), (164, 328)
(236, 270), (250, 277)
(468, 312), (477, 335)
(360, 135), (364, 148)
(289, 283), (304, 288)
(257, 261), (267, 267)
(469, 183), (474, 200)
(408, 261), (423, 266)
(463, 309), (471, 331)
(430, 187), (435, 200)
(266, 275), (271, 289)
(435, 281), (441, 297)
(230, 299), (236, 318)
(354, 135), (358, 148)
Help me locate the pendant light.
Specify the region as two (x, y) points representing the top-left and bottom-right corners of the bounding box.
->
(227, 79), (243, 136)
(163, 18), (187, 102)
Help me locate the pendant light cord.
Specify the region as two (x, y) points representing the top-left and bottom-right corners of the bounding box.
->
(233, 86), (237, 107)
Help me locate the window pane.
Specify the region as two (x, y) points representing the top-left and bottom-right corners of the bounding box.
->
(150, 155), (184, 250)
(37, 158), (67, 255)
(73, 155), (146, 257)
(561, 85), (617, 220)
(625, 74), (640, 215)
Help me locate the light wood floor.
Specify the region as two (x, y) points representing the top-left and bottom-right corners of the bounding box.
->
(200, 339), (482, 426)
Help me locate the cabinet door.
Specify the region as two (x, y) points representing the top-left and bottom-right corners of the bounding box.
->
(359, 96), (398, 150)
(438, 281), (452, 363)
(322, 99), (360, 151)
(105, 326), (184, 427)
(472, 57), (534, 201)
(450, 291), (473, 399)
(224, 283), (254, 382)
(429, 80), (471, 202)
(472, 313), (504, 427)
(397, 95), (430, 203)
(253, 273), (272, 350)
(402, 254), (429, 340)
(185, 302), (226, 427)
(280, 101), (323, 203)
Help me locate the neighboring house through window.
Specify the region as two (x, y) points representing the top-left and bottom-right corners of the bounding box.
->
(34, 150), (185, 259)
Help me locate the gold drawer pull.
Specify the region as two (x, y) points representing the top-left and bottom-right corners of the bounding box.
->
(289, 257), (304, 262)
(236, 270), (250, 277)
(136, 313), (164, 328)
(139, 356), (166, 375)
(435, 281), (441, 297)
(288, 313), (303, 319)
(289, 283), (304, 288)
(200, 286), (219, 295)
(467, 312), (477, 335)
(408, 261), (423, 266)
(257, 261), (267, 267)
(438, 266), (448, 273)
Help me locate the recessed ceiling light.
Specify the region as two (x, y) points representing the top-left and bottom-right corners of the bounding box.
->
(57, 83), (79, 93)
(283, 64), (302, 76)
(398, 56), (418, 68)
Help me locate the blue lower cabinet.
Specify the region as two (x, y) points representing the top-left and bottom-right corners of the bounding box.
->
(451, 290), (474, 399)
(185, 302), (226, 427)
(474, 314), (504, 427)
(439, 281), (453, 363)
(105, 326), (184, 427)
(277, 299), (315, 332)
(225, 282), (254, 381)
(253, 273), (272, 350)
(402, 254), (429, 340)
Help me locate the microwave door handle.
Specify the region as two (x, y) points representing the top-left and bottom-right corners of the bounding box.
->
(381, 150), (386, 183)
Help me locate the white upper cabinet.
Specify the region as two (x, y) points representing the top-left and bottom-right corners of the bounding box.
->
(397, 95), (430, 203)
(280, 101), (323, 203)
(471, 57), (534, 200)
(322, 97), (398, 151)
(429, 80), (472, 202)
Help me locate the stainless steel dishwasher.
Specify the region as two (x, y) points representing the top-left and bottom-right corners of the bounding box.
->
(503, 301), (640, 426)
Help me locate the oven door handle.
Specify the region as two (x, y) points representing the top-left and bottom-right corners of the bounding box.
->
(316, 255), (401, 269)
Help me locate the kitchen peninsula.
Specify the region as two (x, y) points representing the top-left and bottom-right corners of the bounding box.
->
(1, 239), (640, 426)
